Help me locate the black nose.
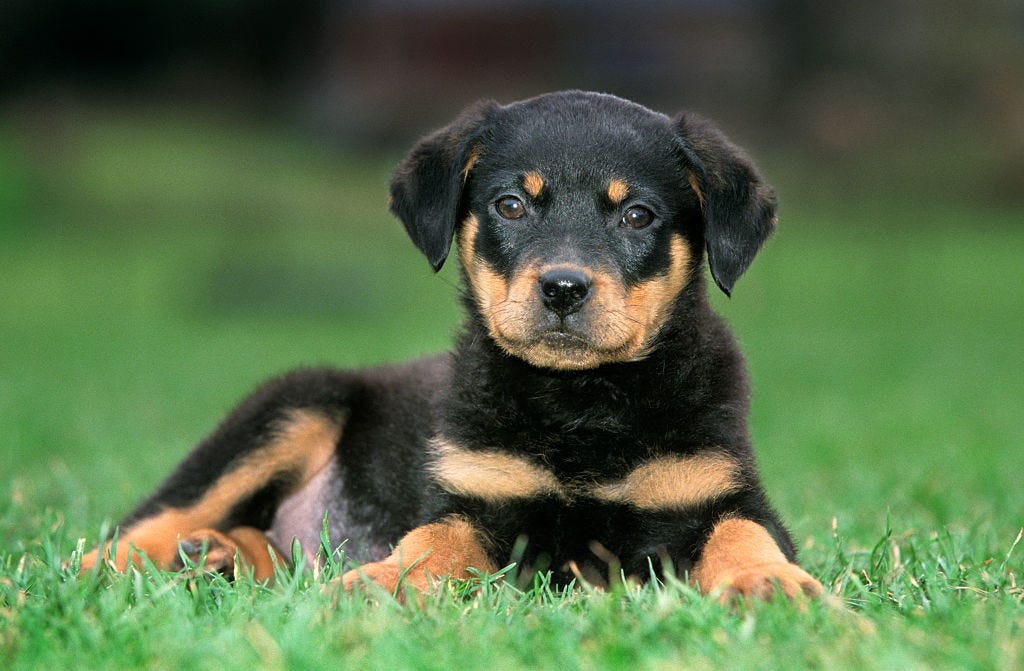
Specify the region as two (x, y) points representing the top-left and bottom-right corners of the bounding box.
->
(538, 268), (592, 318)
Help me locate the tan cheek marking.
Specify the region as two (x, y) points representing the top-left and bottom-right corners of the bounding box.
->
(459, 214), (508, 316)
(476, 265), (509, 334)
(458, 214), (508, 314)
(459, 213), (540, 356)
(457, 213), (479, 270)
(522, 171), (544, 198)
(589, 453), (741, 509)
(342, 516), (496, 595)
(664, 234), (692, 295)
(687, 170), (705, 210)
(81, 410), (340, 572)
(493, 262), (547, 347)
(623, 234), (692, 354)
(504, 263), (543, 307)
(430, 438), (565, 501)
(607, 178), (629, 204)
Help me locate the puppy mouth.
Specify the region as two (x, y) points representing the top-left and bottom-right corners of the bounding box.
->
(527, 322), (609, 354)
(478, 275), (652, 369)
(538, 329), (590, 348)
(495, 325), (641, 370)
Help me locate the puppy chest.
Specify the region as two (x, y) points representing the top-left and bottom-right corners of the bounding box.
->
(429, 439), (744, 511)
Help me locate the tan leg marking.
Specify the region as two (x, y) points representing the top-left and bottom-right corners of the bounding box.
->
(607, 178), (629, 205)
(590, 453), (741, 509)
(429, 438), (564, 501)
(341, 517), (495, 597)
(80, 508), (194, 571)
(80, 409), (340, 574)
(522, 171), (545, 198)
(692, 518), (823, 601)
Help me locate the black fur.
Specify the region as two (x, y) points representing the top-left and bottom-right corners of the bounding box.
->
(102, 91), (806, 589)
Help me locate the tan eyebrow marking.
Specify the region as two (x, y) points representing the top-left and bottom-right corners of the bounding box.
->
(607, 178), (630, 204)
(429, 438), (565, 502)
(590, 453), (742, 509)
(522, 171), (545, 198)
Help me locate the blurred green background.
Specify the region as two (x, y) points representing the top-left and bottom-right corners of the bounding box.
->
(1, 1), (1022, 554)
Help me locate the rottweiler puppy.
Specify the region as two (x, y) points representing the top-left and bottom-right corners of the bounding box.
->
(80, 91), (822, 600)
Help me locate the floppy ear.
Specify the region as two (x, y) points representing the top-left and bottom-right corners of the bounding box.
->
(389, 100), (497, 271)
(674, 112), (777, 296)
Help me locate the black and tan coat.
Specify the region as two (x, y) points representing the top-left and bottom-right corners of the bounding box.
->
(81, 91), (822, 601)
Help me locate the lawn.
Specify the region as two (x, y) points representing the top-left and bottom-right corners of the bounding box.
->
(1, 106), (1022, 669)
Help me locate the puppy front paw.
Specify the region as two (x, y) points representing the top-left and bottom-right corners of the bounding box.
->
(708, 561), (823, 602)
(338, 517), (494, 601)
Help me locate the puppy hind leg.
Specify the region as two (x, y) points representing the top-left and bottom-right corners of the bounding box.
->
(80, 390), (345, 575)
(174, 527), (285, 581)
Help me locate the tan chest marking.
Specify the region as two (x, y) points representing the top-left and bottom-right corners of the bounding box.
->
(589, 453), (742, 510)
(431, 437), (741, 511)
(429, 438), (565, 501)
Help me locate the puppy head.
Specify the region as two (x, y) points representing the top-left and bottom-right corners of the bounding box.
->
(390, 91), (776, 369)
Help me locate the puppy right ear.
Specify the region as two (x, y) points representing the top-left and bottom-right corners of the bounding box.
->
(389, 100), (497, 271)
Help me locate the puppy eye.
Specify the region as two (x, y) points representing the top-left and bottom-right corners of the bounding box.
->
(622, 205), (654, 229)
(495, 196), (526, 220)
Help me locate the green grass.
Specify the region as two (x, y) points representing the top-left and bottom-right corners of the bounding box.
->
(2, 105), (1022, 670)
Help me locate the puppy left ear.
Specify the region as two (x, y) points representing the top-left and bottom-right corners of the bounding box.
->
(390, 100), (497, 271)
(674, 112), (777, 296)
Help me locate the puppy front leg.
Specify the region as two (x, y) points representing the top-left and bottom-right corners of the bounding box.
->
(692, 517), (822, 601)
(341, 516), (495, 597)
